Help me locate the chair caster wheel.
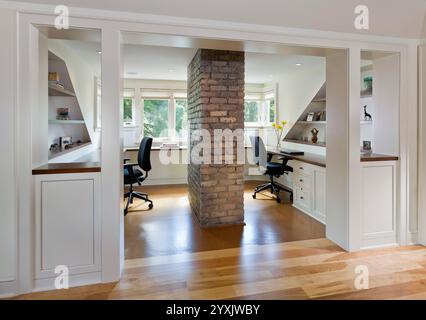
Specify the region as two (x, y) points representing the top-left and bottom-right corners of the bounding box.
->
(252, 194), (256, 199)
(276, 197), (281, 203)
(148, 203), (153, 209)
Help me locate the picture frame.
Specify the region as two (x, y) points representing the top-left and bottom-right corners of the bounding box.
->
(306, 112), (314, 122)
(59, 136), (72, 149)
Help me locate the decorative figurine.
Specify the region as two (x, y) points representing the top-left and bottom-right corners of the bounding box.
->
(363, 105), (372, 121)
(311, 128), (319, 144)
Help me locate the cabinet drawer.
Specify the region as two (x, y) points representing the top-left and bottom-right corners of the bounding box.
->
(293, 161), (314, 175)
(294, 185), (311, 212)
(294, 172), (311, 189)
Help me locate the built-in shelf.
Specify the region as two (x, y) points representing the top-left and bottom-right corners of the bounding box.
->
(48, 84), (76, 97)
(361, 89), (372, 98)
(284, 138), (326, 148)
(48, 142), (92, 160)
(297, 121), (326, 124)
(360, 120), (373, 125)
(49, 119), (85, 125)
(312, 98), (326, 102)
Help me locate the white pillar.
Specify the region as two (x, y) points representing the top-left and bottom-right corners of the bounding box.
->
(418, 44), (426, 245)
(101, 27), (124, 282)
(326, 47), (361, 251)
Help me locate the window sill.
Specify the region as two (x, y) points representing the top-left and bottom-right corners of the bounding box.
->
(245, 123), (274, 128)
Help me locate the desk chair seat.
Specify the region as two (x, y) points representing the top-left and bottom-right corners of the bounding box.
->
(250, 136), (293, 203)
(124, 167), (144, 184)
(124, 137), (154, 215)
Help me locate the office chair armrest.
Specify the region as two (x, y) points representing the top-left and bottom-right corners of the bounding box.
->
(124, 162), (138, 169)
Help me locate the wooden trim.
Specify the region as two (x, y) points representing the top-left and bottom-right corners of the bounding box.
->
(360, 153), (399, 162)
(32, 162), (101, 175)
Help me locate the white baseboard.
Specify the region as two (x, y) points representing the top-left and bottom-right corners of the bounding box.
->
(292, 204), (325, 225)
(360, 236), (398, 250)
(33, 272), (101, 293)
(0, 280), (16, 298)
(407, 232), (419, 245)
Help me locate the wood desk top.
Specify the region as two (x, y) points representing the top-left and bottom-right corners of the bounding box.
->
(267, 147), (399, 168)
(32, 162), (101, 175)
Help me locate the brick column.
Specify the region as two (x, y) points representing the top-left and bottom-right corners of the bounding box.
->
(187, 49), (245, 227)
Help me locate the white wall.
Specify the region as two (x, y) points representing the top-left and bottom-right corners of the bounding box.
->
(48, 40), (100, 148)
(372, 54), (400, 156)
(277, 62), (326, 138)
(0, 8), (17, 291)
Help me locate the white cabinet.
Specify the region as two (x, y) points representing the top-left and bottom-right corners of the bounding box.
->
(34, 172), (101, 290)
(361, 161), (397, 249)
(292, 160), (326, 224)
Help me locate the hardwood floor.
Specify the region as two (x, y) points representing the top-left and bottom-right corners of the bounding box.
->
(12, 183), (426, 300)
(124, 181), (325, 259)
(14, 239), (426, 300)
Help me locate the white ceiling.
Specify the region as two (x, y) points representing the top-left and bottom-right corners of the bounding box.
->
(58, 40), (325, 83)
(13, 0), (426, 38)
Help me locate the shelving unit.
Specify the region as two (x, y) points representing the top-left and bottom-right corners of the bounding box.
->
(49, 119), (85, 125)
(48, 83), (76, 97)
(360, 120), (373, 125)
(297, 121), (326, 124)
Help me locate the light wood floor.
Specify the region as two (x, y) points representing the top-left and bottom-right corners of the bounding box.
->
(125, 182), (325, 259)
(13, 183), (426, 300)
(15, 238), (426, 299)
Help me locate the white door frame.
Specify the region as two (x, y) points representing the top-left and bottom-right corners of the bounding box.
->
(14, 6), (419, 294)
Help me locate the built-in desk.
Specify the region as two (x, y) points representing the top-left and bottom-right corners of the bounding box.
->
(267, 146), (399, 167)
(267, 146), (399, 248)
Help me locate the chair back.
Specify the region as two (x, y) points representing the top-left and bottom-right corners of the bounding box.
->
(249, 136), (267, 168)
(138, 137), (153, 172)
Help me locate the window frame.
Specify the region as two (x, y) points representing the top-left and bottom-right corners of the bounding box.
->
(123, 88), (136, 127)
(139, 90), (188, 143)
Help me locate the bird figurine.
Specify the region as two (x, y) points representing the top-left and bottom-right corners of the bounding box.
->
(311, 128), (319, 144)
(363, 105), (372, 121)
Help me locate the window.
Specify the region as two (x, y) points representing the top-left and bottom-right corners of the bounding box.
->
(123, 98), (133, 123)
(244, 100), (261, 124)
(268, 99), (275, 123)
(123, 89), (136, 126)
(265, 92), (277, 124)
(143, 99), (170, 138)
(175, 99), (188, 137)
(244, 90), (276, 126)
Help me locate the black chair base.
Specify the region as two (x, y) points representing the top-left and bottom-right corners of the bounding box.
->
(124, 190), (153, 215)
(252, 177), (293, 203)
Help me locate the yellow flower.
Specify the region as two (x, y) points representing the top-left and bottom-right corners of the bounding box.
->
(281, 120), (287, 125)
(276, 125), (283, 130)
(271, 123), (276, 127)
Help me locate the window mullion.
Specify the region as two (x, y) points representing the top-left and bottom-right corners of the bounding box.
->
(170, 94), (176, 140)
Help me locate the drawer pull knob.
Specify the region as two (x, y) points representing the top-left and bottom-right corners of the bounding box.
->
(299, 167), (303, 170)
(299, 179), (303, 182)
(300, 196), (304, 200)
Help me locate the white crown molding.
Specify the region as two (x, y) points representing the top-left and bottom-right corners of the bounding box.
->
(0, 0), (420, 46)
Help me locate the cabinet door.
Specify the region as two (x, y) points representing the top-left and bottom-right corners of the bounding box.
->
(313, 168), (326, 223)
(35, 173), (101, 279)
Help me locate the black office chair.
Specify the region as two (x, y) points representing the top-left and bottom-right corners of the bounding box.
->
(250, 136), (293, 203)
(124, 137), (153, 215)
